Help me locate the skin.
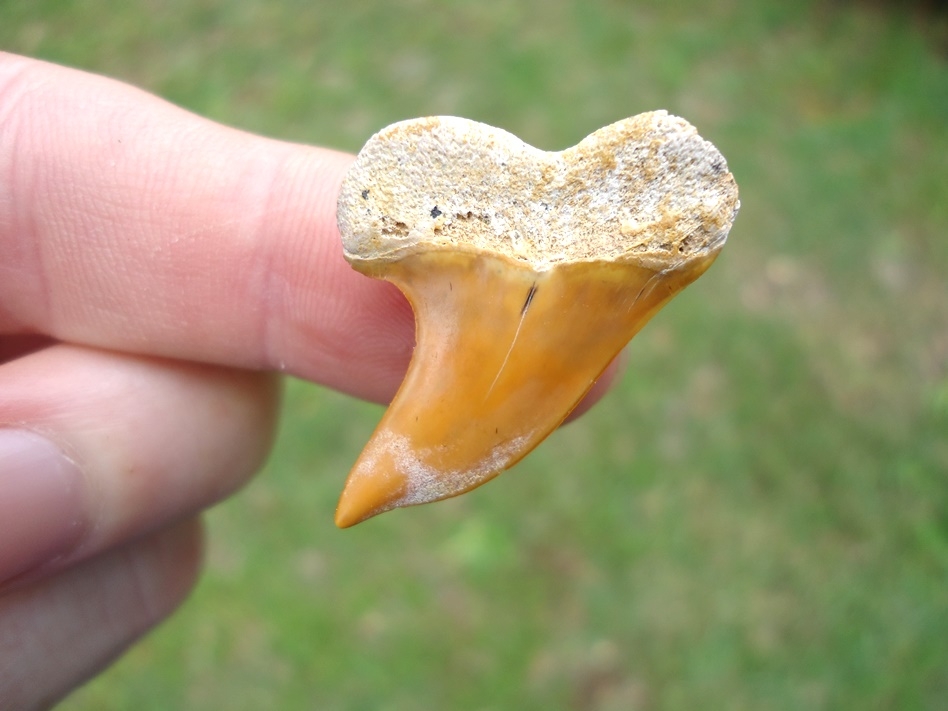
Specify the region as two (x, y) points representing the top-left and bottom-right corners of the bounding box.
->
(0, 52), (620, 708)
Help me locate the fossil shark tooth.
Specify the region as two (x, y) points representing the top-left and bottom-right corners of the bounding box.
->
(334, 112), (739, 527)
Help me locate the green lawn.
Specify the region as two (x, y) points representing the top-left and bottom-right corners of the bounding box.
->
(3, 1), (947, 709)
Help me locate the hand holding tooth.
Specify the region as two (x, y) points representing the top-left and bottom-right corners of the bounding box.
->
(335, 112), (739, 527)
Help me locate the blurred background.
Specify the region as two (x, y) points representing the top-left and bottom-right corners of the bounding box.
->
(2, 0), (946, 708)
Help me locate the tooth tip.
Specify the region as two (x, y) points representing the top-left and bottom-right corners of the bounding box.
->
(334, 495), (373, 529)
(334, 495), (375, 528)
(333, 470), (405, 528)
(333, 506), (364, 529)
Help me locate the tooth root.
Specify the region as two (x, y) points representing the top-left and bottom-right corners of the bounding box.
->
(334, 249), (718, 527)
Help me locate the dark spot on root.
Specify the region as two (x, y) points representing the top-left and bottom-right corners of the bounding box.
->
(431, 206), (442, 218)
(361, 189), (369, 199)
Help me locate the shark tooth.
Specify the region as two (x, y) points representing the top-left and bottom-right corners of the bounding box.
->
(334, 112), (739, 527)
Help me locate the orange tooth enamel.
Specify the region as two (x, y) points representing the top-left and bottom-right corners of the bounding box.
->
(334, 250), (718, 527)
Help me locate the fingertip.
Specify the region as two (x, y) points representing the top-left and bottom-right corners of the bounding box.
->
(564, 348), (628, 423)
(0, 517), (208, 710)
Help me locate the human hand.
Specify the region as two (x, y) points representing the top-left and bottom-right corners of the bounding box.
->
(0, 52), (620, 708)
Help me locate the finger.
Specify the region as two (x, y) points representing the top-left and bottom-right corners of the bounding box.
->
(0, 344), (278, 588)
(0, 52), (413, 403)
(0, 518), (202, 711)
(0, 54), (624, 418)
(563, 349), (628, 423)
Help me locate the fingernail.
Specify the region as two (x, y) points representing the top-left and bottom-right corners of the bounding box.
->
(0, 430), (85, 585)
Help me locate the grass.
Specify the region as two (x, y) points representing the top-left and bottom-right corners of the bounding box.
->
(2, 0), (947, 708)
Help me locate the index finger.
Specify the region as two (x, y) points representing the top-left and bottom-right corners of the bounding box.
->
(0, 53), (414, 402)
